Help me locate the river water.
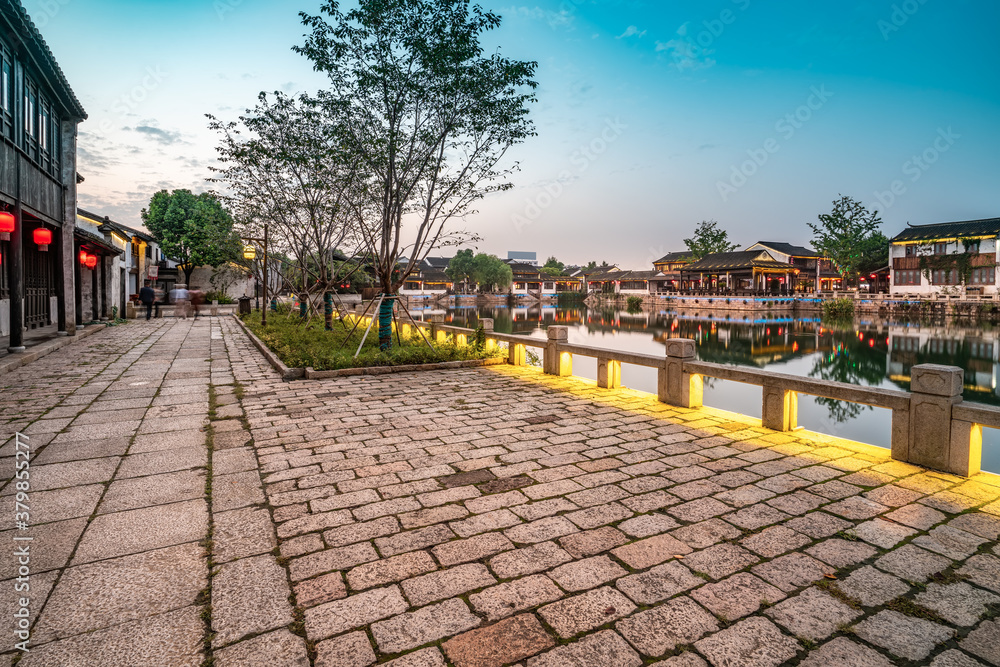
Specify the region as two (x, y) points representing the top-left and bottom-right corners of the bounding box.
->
(417, 303), (1000, 474)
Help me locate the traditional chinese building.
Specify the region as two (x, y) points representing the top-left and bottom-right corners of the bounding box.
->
(1, 0), (87, 347)
(679, 250), (799, 293)
(889, 217), (1000, 296)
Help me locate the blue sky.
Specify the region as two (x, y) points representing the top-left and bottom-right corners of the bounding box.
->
(31, 0), (1000, 268)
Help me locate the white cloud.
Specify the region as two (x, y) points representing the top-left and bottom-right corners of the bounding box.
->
(502, 6), (574, 30)
(616, 25), (647, 39)
(655, 24), (716, 70)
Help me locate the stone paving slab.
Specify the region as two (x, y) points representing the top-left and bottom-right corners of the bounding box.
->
(4, 316), (1000, 666)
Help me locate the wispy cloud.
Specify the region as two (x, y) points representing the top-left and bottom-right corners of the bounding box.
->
(129, 124), (186, 146)
(655, 24), (716, 70)
(502, 6), (574, 30)
(617, 25), (647, 39)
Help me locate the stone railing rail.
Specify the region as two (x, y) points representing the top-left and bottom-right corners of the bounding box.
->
(347, 309), (991, 478)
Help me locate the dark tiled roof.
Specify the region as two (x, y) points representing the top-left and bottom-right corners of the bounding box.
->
(751, 242), (820, 258)
(423, 256), (452, 269)
(4, 1), (87, 118)
(683, 251), (795, 272)
(654, 252), (693, 264)
(891, 218), (1000, 243)
(74, 227), (122, 255)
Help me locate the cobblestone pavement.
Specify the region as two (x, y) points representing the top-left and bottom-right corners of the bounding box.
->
(2, 318), (1000, 666)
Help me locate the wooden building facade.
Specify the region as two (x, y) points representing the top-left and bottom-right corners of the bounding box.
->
(0, 0), (87, 347)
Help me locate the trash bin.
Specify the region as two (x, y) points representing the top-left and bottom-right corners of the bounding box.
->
(238, 297), (252, 315)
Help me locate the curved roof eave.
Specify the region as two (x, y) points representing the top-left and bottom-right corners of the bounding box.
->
(5, 0), (87, 120)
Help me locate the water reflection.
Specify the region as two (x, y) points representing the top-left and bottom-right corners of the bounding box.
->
(422, 304), (1000, 472)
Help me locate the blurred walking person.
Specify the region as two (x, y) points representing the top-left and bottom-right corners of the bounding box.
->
(170, 283), (190, 319)
(139, 280), (156, 320)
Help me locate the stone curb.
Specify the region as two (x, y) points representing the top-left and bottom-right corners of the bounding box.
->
(230, 314), (506, 381)
(305, 357), (506, 379)
(0, 323), (108, 377)
(231, 314), (305, 380)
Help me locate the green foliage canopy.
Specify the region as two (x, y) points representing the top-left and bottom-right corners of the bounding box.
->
(141, 189), (239, 284)
(809, 195), (886, 286)
(683, 220), (740, 260)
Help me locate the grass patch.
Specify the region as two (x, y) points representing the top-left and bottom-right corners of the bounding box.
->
(885, 596), (945, 623)
(242, 310), (504, 371)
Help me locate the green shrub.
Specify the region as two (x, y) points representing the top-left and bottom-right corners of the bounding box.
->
(204, 290), (236, 305)
(242, 310), (504, 371)
(822, 298), (855, 320)
(626, 296), (643, 312)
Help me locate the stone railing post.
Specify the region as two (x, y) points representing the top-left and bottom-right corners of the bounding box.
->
(544, 326), (571, 376)
(659, 338), (702, 408)
(508, 341), (526, 366)
(894, 364), (965, 474)
(479, 318), (494, 332)
(597, 355), (621, 389)
(762, 382), (797, 432)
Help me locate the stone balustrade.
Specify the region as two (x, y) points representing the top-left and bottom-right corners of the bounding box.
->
(347, 313), (995, 478)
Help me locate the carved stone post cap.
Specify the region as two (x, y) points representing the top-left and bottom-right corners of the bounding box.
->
(479, 318), (494, 331)
(547, 326), (569, 341)
(911, 364), (964, 397)
(665, 338), (697, 359)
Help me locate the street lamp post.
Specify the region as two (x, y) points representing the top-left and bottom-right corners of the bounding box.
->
(241, 223), (269, 327)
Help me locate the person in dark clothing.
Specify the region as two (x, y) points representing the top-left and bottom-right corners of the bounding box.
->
(139, 281), (157, 320)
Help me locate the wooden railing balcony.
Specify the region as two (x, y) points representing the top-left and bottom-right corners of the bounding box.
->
(894, 253), (995, 271)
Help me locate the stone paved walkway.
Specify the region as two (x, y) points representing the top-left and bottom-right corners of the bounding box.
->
(2, 318), (1000, 666)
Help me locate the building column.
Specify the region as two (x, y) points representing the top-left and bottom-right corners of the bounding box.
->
(74, 244), (82, 326)
(101, 255), (108, 319)
(7, 201), (24, 352)
(60, 119), (79, 334)
(54, 225), (67, 333)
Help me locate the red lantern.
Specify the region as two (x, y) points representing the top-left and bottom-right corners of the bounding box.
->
(85, 255), (98, 269)
(33, 227), (52, 251)
(0, 211), (13, 241)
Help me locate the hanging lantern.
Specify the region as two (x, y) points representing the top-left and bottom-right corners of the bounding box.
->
(0, 211), (13, 241)
(79, 250), (89, 265)
(33, 227), (52, 251)
(243, 245), (257, 261)
(85, 254), (98, 269)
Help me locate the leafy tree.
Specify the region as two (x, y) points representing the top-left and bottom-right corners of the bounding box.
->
(208, 92), (365, 330)
(142, 190), (240, 285)
(446, 249), (477, 292)
(541, 256), (564, 276)
(858, 231), (890, 278)
(683, 220), (740, 260)
(471, 253), (512, 292)
(295, 0), (537, 349)
(584, 261), (598, 272)
(809, 195), (885, 287)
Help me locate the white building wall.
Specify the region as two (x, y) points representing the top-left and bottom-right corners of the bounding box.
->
(890, 239), (1000, 296)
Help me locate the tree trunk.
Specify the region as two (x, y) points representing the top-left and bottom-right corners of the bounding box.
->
(183, 265), (194, 286)
(324, 291), (333, 331)
(300, 292), (308, 319)
(378, 295), (394, 351)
